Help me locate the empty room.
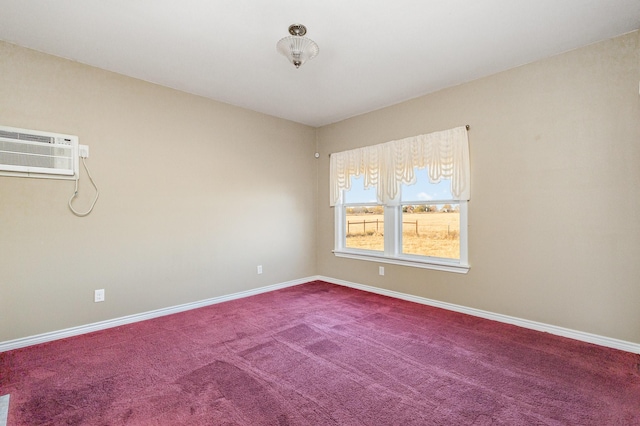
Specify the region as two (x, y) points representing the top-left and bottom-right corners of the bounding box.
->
(1, 1), (639, 424)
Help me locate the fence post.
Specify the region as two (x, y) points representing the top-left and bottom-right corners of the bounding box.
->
(415, 220), (418, 236)
(376, 219), (379, 231)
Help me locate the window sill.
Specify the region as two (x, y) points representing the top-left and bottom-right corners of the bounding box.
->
(333, 250), (470, 274)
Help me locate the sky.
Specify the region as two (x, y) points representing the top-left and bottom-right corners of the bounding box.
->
(344, 169), (454, 204)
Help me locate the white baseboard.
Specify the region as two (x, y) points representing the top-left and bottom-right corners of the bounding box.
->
(318, 275), (640, 355)
(2, 275), (639, 355)
(0, 276), (314, 353)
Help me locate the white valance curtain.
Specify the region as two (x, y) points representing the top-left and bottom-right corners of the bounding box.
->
(330, 126), (470, 206)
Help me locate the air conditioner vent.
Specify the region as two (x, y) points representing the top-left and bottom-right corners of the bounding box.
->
(0, 129), (55, 144)
(0, 125), (78, 179)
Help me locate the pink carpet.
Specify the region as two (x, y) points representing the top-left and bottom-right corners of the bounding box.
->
(1, 281), (639, 425)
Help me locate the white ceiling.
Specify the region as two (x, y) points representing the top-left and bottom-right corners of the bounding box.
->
(1, 1), (639, 127)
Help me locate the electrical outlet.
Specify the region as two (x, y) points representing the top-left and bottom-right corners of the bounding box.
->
(379, 266), (385, 276)
(94, 289), (105, 303)
(257, 265), (263, 274)
(79, 145), (89, 158)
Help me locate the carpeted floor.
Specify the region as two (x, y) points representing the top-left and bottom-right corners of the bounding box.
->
(1, 280), (639, 425)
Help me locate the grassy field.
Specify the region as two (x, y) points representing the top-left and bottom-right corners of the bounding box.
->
(345, 212), (460, 259)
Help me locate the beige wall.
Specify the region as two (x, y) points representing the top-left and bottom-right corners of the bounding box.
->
(317, 31), (640, 344)
(2, 30), (639, 346)
(0, 41), (317, 342)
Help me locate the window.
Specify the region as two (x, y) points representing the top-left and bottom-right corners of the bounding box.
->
(400, 169), (462, 260)
(343, 176), (384, 252)
(330, 126), (470, 273)
(335, 172), (468, 272)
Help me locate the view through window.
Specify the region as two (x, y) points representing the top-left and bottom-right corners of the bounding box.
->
(345, 205), (384, 251)
(341, 169), (462, 260)
(343, 176), (382, 251)
(401, 168), (459, 259)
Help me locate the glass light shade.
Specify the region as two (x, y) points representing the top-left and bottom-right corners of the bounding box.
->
(276, 36), (319, 68)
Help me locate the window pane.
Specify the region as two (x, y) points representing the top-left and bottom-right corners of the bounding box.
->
(401, 168), (453, 202)
(402, 203), (459, 259)
(344, 176), (377, 204)
(345, 206), (384, 251)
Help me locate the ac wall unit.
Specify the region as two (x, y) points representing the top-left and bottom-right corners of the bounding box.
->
(0, 125), (79, 179)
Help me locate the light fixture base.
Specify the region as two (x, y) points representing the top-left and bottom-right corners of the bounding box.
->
(288, 24), (307, 36)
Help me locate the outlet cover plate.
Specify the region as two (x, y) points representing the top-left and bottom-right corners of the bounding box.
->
(79, 145), (89, 158)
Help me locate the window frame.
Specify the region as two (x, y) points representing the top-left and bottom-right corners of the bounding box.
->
(334, 198), (469, 274)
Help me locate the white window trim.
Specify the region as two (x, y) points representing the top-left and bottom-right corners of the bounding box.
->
(334, 202), (470, 274)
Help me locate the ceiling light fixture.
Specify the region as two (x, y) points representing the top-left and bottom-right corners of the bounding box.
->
(276, 24), (319, 69)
